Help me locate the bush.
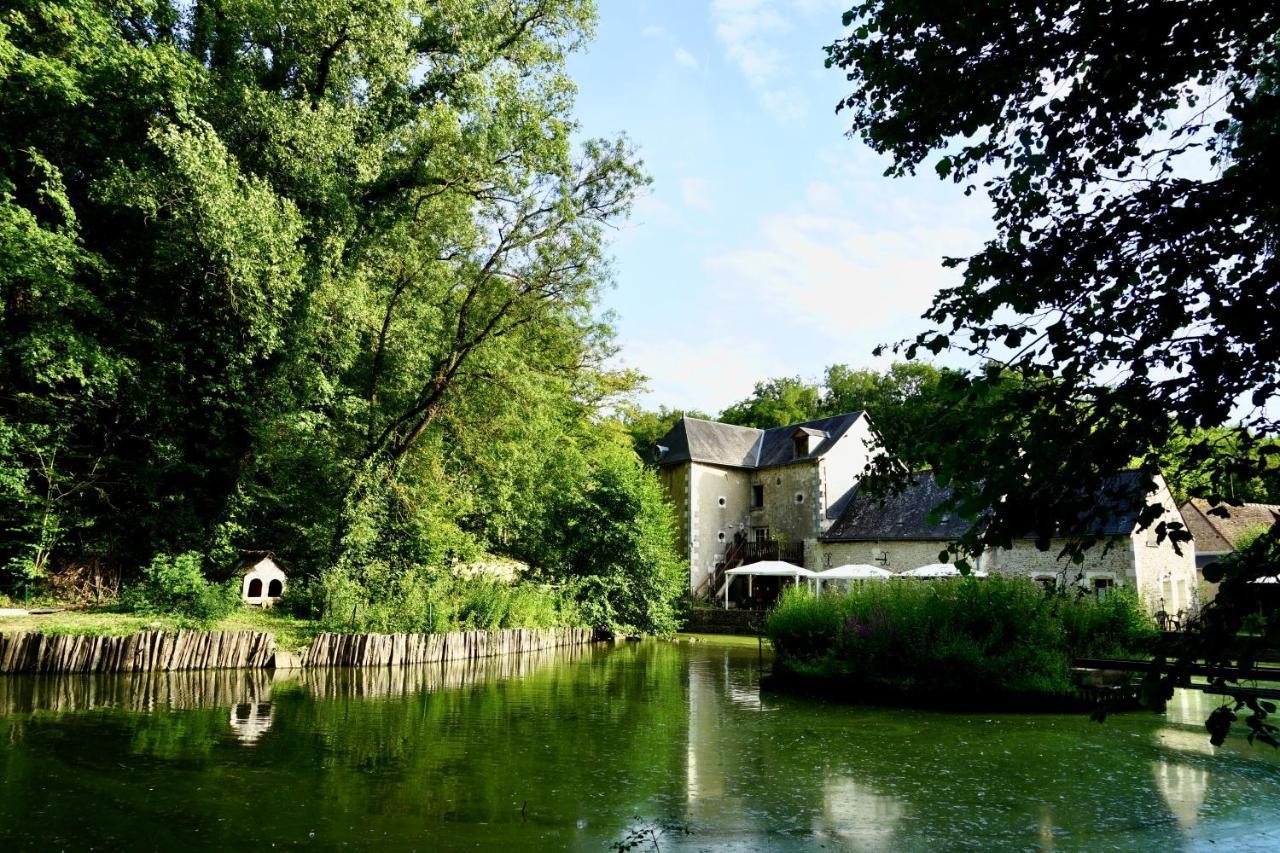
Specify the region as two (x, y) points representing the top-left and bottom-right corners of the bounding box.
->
(285, 564), (582, 634)
(767, 575), (1157, 703)
(120, 552), (239, 621)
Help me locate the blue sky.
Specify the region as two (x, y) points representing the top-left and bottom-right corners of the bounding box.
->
(565, 1), (991, 413)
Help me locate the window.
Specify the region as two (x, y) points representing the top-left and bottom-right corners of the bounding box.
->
(775, 475), (782, 485)
(753, 527), (770, 543)
(793, 434), (809, 457)
(268, 579), (283, 597)
(1035, 576), (1055, 592)
(795, 492), (805, 504)
(1093, 577), (1114, 598)
(751, 484), (764, 508)
(247, 578), (263, 598)
(717, 496), (727, 507)
(717, 531), (726, 543)
(1145, 528), (1159, 548)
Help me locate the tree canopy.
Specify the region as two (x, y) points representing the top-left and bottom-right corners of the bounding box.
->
(0, 0), (682, 632)
(828, 0), (1280, 738)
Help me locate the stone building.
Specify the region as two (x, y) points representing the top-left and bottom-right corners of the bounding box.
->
(655, 413), (1199, 617)
(239, 555), (287, 607)
(1177, 499), (1280, 601)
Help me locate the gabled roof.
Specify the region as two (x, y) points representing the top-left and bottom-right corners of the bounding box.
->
(823, 472), (972, 541)
(822, 470), (1161, 542)
(1179, 499), (1280, 554)
(655, 412), (864, 470)
(656, 417), (762, 468)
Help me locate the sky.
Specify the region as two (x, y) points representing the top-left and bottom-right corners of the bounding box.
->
(565, 0), (992, 414)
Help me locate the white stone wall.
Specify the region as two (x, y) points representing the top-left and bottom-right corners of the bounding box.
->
(812, 537), (1138, 587)
(816, 415), (877, 531)
(1130, 475), (1200, 615)
(688, 462), (754, 594)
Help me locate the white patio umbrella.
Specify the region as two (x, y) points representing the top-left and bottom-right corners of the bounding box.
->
(723, 561), (817, 608)
(816, 564), (893, 594)
(898, 563), (959, 578)
(898, 563), (988, 579)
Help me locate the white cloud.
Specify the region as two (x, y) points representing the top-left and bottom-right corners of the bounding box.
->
(704, 183), (988, 345)
(674, 47), (700, 70)
(641, 25), (666, 39)
(680, 177), (713, 211)
(711, 0), (791, 86)
(618, 334), (778, 413)
(709, 0), (838, 121)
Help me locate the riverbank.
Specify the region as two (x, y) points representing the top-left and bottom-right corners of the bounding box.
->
(0, 607), (318, 650)
(0, 625), (601, 675)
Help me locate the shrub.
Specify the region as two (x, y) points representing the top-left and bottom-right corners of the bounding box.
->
(288, 564), (583, 634)
(120, 552), (239, 621)
(767, 575), (1157, 703)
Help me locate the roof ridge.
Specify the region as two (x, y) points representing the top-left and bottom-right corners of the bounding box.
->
(682, 416), (762, 434)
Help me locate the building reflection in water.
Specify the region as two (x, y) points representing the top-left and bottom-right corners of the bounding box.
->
(229, 701), (275, 744)
(685, 657), (727, 808)
(1152, 690), (1216, 832)
(1152, 758), (1210, 831)
(816, 777), (904, 850)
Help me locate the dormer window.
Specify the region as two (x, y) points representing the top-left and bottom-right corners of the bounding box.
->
(791, 427), (825, 459)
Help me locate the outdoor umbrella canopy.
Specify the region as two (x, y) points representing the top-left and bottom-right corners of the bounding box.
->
(725, 561), (816, 577)
(818, 564), (894, 580)
(722, 561), (816, 607)
(898, 563), (959, 578)
(898, 564), (988, 579)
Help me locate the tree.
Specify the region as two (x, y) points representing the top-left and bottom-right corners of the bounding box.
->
(828, 1), (1280, 740)
(719, 377), (822, 429)
(516, 431), (686, 635)
(620, 406), (710, 463)
(0, 0), (668, 636)
(822, 362), (960, 469)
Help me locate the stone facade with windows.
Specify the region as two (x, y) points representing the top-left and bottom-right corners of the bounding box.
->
(655, 412), (1199, 617)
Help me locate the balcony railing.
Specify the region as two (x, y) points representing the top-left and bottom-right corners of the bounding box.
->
(740, 539), (804, 567)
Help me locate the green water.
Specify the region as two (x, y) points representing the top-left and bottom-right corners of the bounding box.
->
(1, 639), (1279, 852)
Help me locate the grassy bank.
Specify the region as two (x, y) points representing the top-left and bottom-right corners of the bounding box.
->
(766, 576), (1157, 706)
(0, 572), (591, 653)
(0, 608), (321, 652)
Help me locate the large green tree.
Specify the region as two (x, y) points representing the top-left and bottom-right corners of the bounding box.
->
(0, 0), (680, 631)
(828, 0), (1280, 741)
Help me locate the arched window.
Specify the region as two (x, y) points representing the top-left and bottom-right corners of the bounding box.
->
(247, 578), (263, 598)
(267, 579), (283, 597)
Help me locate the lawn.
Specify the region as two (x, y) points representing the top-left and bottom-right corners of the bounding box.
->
(0, 607), (321, 652)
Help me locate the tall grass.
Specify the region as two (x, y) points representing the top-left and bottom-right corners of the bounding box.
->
(767, 576), (1157, 702)
(285, 567), (582, 634)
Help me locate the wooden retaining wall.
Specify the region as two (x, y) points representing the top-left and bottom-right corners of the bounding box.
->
(0, 630), (275, 675)
(0, 643), (596, 716)
(301, 627), (596, 668)
(0, 626), (599, 675)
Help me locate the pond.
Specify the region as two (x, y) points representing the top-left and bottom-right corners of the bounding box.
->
(1, 637), (1279, 851)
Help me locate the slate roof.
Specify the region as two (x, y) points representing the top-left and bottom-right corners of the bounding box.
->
(1179, 499), (1280, 554)
(823, 470), (1159, 542)
(655, 413), (864, 470)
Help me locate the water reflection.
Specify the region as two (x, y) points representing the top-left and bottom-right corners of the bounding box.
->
(1153, 759), (1210, 831)
(817, 777), (904, 850)
(0, 640), (1278, 852)
(230, 702), (274, 744)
